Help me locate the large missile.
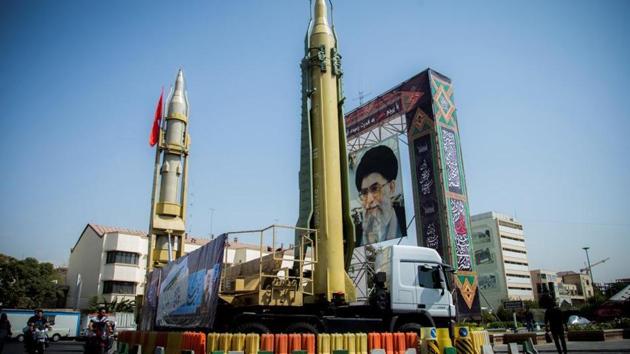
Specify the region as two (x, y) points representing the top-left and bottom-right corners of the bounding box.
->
(296, 0), (356, 303)
(148, 69), (190, 269)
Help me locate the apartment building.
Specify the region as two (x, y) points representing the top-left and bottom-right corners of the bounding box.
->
(558, 271), (594, 306)
(471, 212), (534, 311)
(530, 269), (574, 308)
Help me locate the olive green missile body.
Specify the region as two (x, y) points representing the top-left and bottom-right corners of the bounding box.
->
(297, 0), (356, 303)
(148, 69), (190, 269)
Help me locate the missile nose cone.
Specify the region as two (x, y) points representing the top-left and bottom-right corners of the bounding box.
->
(312, 0), (331, 35)
(175, 69), (185, 92)
(314, 0), (328, 24)
(168, 69), (188, 116)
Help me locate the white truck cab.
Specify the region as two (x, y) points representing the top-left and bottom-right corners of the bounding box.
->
(376, 245), (456, 325)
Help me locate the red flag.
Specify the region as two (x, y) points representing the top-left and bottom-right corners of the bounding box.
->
(149, 89), (163, 146)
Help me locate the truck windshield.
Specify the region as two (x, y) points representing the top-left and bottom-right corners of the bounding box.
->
(417, 265), (442, 289)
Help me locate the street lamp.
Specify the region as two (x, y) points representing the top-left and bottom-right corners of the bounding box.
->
(582, 247), (594, 284)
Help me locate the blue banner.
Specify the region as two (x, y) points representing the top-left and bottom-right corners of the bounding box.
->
(154, 234), (226, 329)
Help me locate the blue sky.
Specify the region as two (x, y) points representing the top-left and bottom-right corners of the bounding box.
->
(0, 0), (628, 283)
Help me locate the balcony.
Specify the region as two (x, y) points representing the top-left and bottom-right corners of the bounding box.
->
(102, 233), (148, 255)
(102, 293), (138, 303)
(101, 263), (144, 283)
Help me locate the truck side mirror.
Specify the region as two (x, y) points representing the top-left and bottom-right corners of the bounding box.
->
(440, 281), (448, 295)
(441, 263), (455, 273)
(431, 268), (441, 288)
(438, 267), (450, 295)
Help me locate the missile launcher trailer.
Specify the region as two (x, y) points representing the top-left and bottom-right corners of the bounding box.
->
(142, 224), (455, 333)
(209, 225), (456, 334)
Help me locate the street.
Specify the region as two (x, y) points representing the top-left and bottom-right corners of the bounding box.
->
(494, 338), (630, 353)
(3, 339), (630, 354)
(3, 340), (85, 354)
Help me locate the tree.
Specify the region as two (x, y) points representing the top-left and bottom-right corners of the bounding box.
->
(88, 296), (136, 313)
(523, 300), (540, 309)
(579, 291), (607, 319)
(495, 305), (512, 321)
(0, 253), (65, 308)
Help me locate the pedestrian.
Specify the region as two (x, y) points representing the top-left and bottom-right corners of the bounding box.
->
(525, 308), (535, 332)
(0, 313), (12, 354)
(545, 304), (568, 354)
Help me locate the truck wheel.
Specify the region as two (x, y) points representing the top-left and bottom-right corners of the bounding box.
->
(52, 333), (61, 342)
(285, 322), (319, 334)
(397, 322), (422, 334)
(234, 322), (271, 334)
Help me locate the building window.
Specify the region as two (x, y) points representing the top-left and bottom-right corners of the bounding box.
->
(506, 273), (531, 279)
(417, 265), (443, 289)
(106, 251), (139, 265)
(103, 281), (136, 294)
(501, 234), (525, 242)
(502, 247), (527, 254)
(498, 220), (523, 230)
(505, 260), (529, 266)
(508, 286), (533, 291)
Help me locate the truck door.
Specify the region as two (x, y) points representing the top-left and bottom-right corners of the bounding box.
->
(393, 261), (452, 316)
(415, 264), (451, 318)
(415, 264), (441, 306)
(392, 260), (420, 311)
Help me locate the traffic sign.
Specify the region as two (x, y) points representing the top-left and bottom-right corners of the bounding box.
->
(504, 300), (524, 310)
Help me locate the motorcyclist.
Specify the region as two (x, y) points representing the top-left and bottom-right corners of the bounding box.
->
(27, 309), (49, 330)
(25, 309), (49, 353)
(89, 307), (113, 334)
(85, 307), (113, 354)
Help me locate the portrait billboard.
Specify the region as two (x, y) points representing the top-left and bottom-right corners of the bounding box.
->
(479, 273), (499, 290)
(474, 247), (495, 265)
(155, 234), (226, 328)
(348, 136), (407, 246)
(473, 229), (492, 244)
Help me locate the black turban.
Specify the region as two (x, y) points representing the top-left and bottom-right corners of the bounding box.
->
(354, 145), (398, 190)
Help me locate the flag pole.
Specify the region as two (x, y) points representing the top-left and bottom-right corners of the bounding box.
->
(147, 88), (164, 270)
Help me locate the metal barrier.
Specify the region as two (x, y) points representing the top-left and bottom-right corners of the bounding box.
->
(117, 328), (472, 354)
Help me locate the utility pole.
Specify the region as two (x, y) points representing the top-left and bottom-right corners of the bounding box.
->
(582, 247), (594, 284)
(209, 208), (215, 239)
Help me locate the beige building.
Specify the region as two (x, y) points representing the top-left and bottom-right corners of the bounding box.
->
(530, 269), (594, 308)
(66, 224), (208, 310)
(471, 212), (534, 311)
(530, 269), (574, 308)
(558, 271), (594, 306)
(531, 269), (560, 302)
